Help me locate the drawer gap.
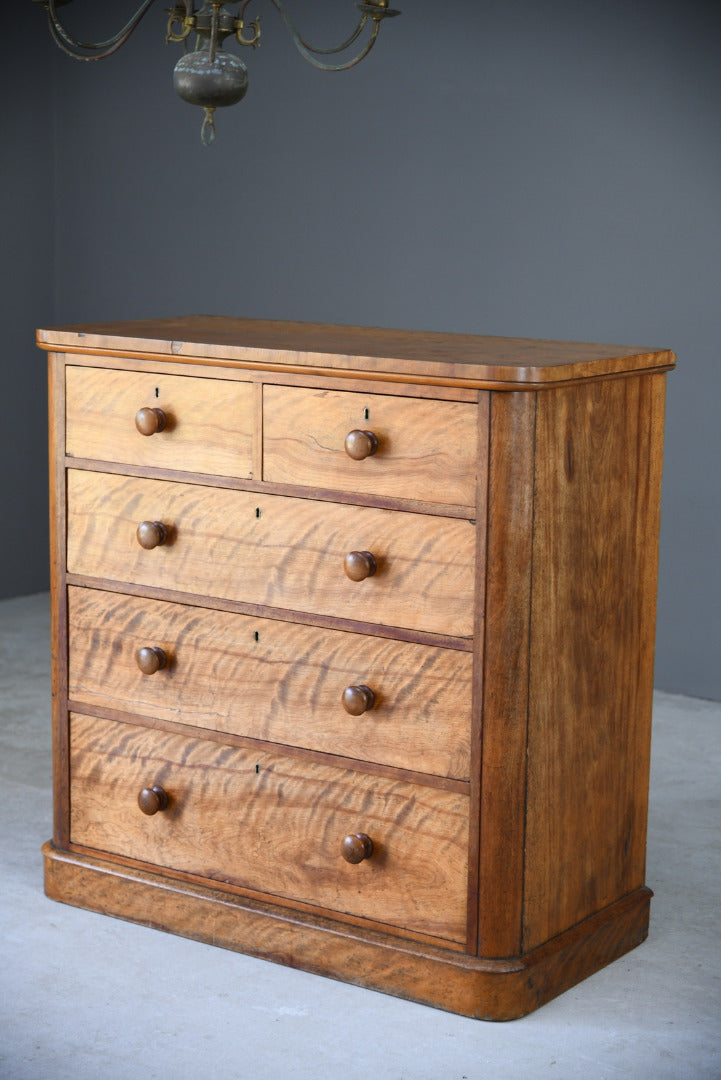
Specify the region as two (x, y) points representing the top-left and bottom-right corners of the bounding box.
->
(65, 575), (474, 652)
(66, 701), (471, 793)
(64, 457), (477, 520)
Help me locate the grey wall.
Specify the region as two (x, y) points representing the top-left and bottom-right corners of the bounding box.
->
(4, 0), (720, 699)
(1, 7), (54, 597)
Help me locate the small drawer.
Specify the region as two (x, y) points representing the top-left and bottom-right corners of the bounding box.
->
(69, 714), (470, 943)
(66, 366), (254, 479)
(67, 588), (473, 780)
(263, 385), (478, 507)
(67, 471), (476, 638)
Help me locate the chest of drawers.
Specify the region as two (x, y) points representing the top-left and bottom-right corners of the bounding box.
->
(38, 316), (674, 1019)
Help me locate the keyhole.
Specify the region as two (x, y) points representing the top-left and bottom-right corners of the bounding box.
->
(364, 407), (370, 420)
(255, 507), (261, 518)
(254, 630), (259, 642)
(155, 387), (159, 399)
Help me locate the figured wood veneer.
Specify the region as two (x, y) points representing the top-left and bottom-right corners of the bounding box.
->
(66, 471), (476, 637)
(263, 384), (477, 506)
(67, 587), (473, 779)
(69, 713), (470, 943)
(66, 366), (254, 479)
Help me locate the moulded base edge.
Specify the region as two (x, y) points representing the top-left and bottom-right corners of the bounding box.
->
(42, 842), (651, 1021)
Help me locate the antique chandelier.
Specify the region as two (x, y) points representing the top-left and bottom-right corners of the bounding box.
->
(35, 0), (400, 144)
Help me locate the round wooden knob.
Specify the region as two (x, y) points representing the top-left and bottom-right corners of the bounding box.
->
(342, 685), (375, 715)
(341, 833), (374, 864)
(135, 407), (167, 436)
(136, 646), (167, 675)
(138, 785), (169, 816)
(344, 429), (378, 461)
(136, 521), (168, 550)
(343, 551), (377, 581)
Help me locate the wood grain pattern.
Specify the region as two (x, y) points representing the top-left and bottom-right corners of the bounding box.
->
(42, 350), (481, 402)
(48, 353), (70, 849)
(66, 366), (254, 478)
(38, 316), (675, 389)
(65, 574), (472, 653)
(43, 843), (653, 1021)
(64, 455), (475, 520)
(263, 385), (477, 507)
(66, 471), (476, 637)
(522, 374), (667, 950)
(69, 703), (469, 796)
(465, 392), (490, 953)
(69, 714), (470, 943)
(67, 587), (473, 779)
(477, 392), (537, 958)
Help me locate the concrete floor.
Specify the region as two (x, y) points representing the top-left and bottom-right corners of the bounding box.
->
(0, 592), (719, 1080)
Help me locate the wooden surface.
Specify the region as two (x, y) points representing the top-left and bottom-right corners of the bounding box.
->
(37, 316), (675, 389)
(44, 843), (653, 1021)
(67, 587), (473, 779)
(66, 470), (476, 637)
(42, 319), (673, 1018)
(263, 385), (478, 506)
(465, 394), (491, 954)
(522, 374), (666, 949)
(69, 714), (470, 943)
(477, 391), (537, 958)
(48, 353), (70, 849)
(66, 366), (254, 478)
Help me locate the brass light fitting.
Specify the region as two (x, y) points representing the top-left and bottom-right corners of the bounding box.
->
(35, 0), (400, 145)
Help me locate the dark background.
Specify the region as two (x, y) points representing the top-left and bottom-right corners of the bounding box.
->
(3, 0), (720, 699)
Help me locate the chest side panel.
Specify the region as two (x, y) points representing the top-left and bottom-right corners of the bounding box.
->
(523, 373), (666, 948)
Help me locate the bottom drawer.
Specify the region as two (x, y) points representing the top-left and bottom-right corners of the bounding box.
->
(69, 713), (470, 944)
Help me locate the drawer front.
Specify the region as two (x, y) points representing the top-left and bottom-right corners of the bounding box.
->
(69, 714), (470, 943)
(67, 471), (476, 637)
(66, 366), (254, 478)
(263, 385), (478, 507)
(68, 588), (473, 779)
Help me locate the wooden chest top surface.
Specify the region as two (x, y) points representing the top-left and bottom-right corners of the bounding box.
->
(37, 315), (675, 389)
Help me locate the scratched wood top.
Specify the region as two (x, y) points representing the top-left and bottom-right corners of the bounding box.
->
(37, 316), (675, 389)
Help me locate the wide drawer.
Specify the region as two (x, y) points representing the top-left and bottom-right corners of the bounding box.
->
(66, 471), (476, 637)
(66, 366), (254, 478)
(68, 588), (473, 779)
(69, 713), (470, 943)
(263, 385), (478, 507)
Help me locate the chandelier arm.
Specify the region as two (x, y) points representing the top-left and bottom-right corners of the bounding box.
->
(46, 15), (142, 60)
(46, 0), (158, 56)
(291, 23), (380, 72)
(267, 0), (369, 58)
